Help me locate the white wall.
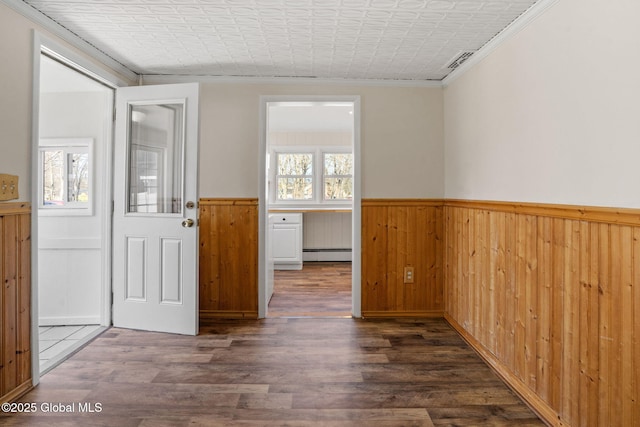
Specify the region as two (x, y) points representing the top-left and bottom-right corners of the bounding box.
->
(0, 4), (39, 201)
(38, 90), (112, 324)
(444, 0), (640, 208)
(303, 212), (352, 249)
(0, 2), (135, 203)
(269, 132), (352, 147)
(199, 83), (444, 199)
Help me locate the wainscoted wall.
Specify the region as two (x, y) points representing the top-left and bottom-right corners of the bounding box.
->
(0, 202), (32, 403)
(196, 197), (637, 426)
(199, 198), (444, 319)
(303, 212), (352, 250)
(361, 199), (443, 317)
(303, 211), (352, 261)
(444, 200), (640, 427)
(199, 199), (259, 320)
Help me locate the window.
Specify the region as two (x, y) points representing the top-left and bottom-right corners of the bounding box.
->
(39, 138), (92, 213)
(276, 152), (314, 201)
(128, 145), (163, 213)
(323, 153), (353, 201)
(270, 147), (353, 206)
(127, 102), (184, 214)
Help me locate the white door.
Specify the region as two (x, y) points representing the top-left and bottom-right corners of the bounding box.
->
(113, 83), (199, 335)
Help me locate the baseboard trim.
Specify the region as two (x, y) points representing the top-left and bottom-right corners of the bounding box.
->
(444, 313), (564, 427)
(0, 380), (33, 404)
(303, 251), (352, 262)
(200, 310), (259, 321)
(362, 310), (443, 318)
(39, 317), (101, 326)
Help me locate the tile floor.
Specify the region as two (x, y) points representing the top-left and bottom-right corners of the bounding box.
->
(39, 325), (103, 373)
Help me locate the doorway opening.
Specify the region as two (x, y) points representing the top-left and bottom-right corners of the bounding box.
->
(34, 49), (115, 374)
(269, 262), (352, 317)
(259, 98), (361, 318)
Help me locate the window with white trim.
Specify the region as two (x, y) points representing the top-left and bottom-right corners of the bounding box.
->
(270, 147), (352, 207)
(39, 138), (92, 213)
(323, 152), (353, 201)
(276, 152), (314, 201)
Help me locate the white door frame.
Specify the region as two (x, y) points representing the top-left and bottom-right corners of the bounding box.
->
(258, 95), (362, 318)
(31, 32), (128, 385)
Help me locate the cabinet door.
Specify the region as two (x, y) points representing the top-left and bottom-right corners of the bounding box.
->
(271, 225), (301, 262)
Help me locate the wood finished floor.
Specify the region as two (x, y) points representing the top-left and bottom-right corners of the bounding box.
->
(2, 318), (543, 426)
(268, 262), (352, 317)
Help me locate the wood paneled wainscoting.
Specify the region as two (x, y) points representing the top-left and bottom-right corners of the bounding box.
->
(361, 199), (444, 317)
(0, 202), (32, 403)
(444, 200), (640, 427)
(199, 199), (259, 321)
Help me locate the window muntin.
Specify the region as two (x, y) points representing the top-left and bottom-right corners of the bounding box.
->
(39, 139), (92, 211)
(270, 148), (353, 206)
(323, 153), (353, 201)
(276, 153), (314, 200)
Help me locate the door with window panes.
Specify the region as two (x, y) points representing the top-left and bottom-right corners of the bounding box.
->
(112, 83), (199, 336)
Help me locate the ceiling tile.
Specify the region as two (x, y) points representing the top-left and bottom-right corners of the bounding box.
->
(23, 0), (540, 80)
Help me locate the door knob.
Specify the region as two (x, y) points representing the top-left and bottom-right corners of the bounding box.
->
(182, 218), (195, 228)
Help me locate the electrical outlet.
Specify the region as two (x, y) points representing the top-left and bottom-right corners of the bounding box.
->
(403, 266), (414, 284)
(0, 174), (19, 201)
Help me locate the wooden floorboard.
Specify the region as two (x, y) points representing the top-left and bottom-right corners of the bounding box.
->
(1, 318), (544, 426)
(268, 262), (352, 317)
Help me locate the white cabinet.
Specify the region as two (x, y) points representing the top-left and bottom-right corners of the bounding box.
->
(269, 213), (303, 270)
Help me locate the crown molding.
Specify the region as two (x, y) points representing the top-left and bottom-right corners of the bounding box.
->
(141, 74), (443, 88)
(1, 0), (138, 83)
(140, 74), (442, 88)
(442, 0), (560, 87)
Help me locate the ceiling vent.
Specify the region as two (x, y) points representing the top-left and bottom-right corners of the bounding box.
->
(447, 51), (475, 69)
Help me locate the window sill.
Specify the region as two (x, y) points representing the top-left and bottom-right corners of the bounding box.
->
(269, 205), (352, 213)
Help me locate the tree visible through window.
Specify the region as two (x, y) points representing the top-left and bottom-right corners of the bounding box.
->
(40, 139), (91, 209)
(276, 153), (313, 200)
(271, 148), (353, 205)
(42, 150), (64, 204)
(68, 152), (90, 202)
(323, 153), (353, 200)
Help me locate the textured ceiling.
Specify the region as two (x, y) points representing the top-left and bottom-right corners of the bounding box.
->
(23, 0), (540, 81)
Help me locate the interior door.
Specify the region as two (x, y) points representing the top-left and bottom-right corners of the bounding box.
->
(112, 83), (199, 335)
